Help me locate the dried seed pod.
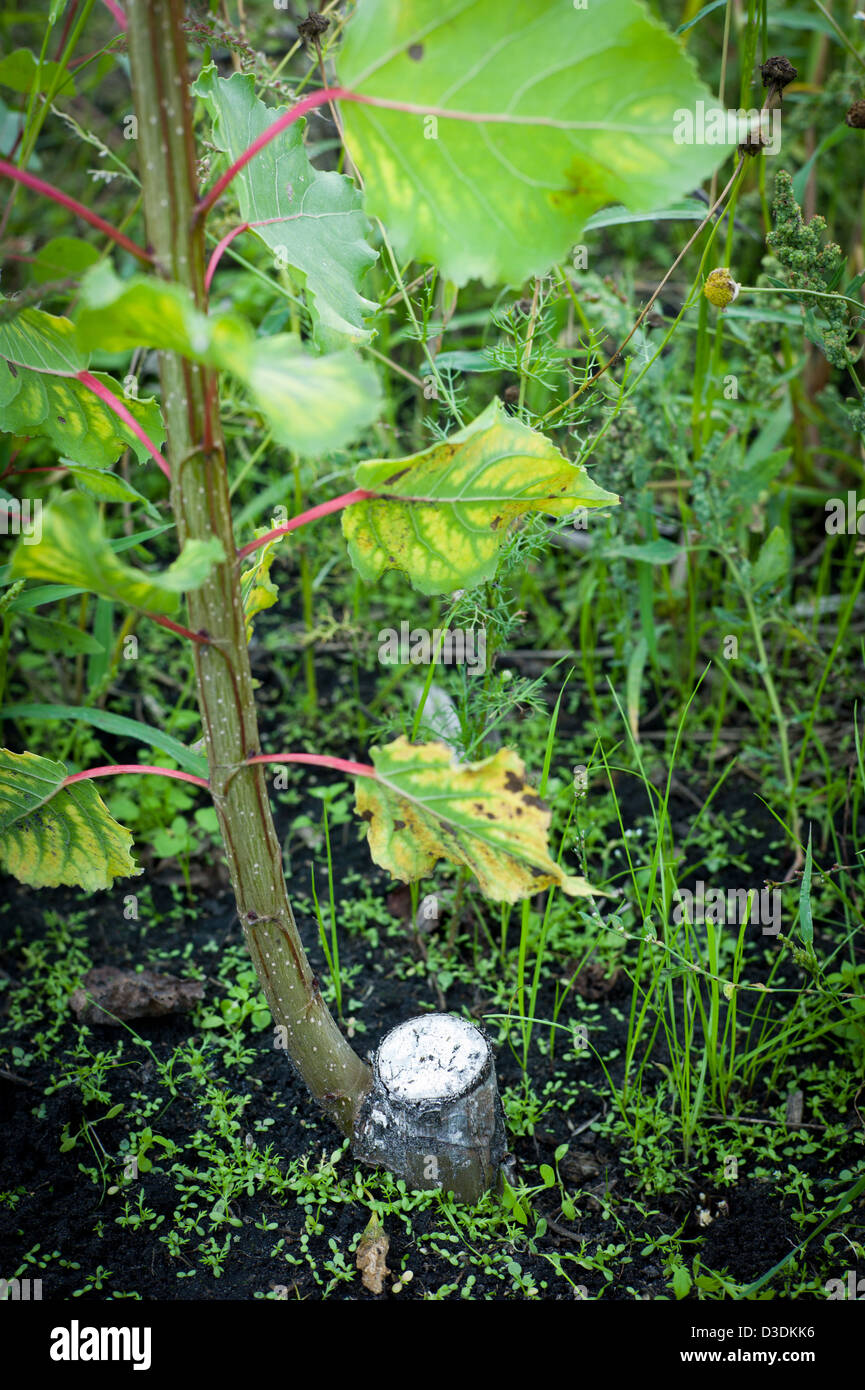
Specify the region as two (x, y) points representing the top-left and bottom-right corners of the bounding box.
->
(297, 11), (330, 43)
(760, 56), (797, 94)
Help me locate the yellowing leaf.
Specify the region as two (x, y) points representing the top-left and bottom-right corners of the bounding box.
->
(9, 492), (223, 617)
(338, 0), (727, 287)
(343, 399), (618, 595)
(356, 736), (594, 903)
(240, 528), (283, 642)
(0, 749), (139, 891)
(0, 304), (165, 468)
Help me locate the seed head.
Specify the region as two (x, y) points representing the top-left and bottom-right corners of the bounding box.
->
(760, 56), (797, 95)
(703, 268), (741, 310)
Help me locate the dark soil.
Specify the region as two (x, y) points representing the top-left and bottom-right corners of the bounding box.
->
(0, 761), (856, 1302)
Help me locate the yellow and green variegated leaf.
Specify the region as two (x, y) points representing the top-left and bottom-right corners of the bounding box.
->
(76, 264), (380, 456)
(0, 302), (86, 373)
(0, 304), (165, 468)
(356, 735), (594, 903)
(342, 398), (617, 594)
(240, 527), (283, 642)
(9, 492), (223, 617)
(0, 748), (139, 890)
(337, 0), (727, 287)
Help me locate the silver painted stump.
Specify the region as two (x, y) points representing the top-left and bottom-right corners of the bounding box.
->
(353, 1014), (507, 1203)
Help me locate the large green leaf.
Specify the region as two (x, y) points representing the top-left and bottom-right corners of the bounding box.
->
(337, 0), (727, 285)
(0, 748), (139, 891)
(9, 492), (223, 617)
(342, 397), (617, 594)
(356, 736), (594, 902)
(193, 67), (378, 351)
(76, 264), (380, 455)
(0, 304), (165, 467)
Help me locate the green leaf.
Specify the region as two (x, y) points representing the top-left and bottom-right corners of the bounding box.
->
(343, 398), (618, 594)
(0, 748), (139, 890)
(63, 461), (161, 518)
(672, 1264), (692, 1300)
(4, 583), (86, 611)
(501, 1178), (528, 1224)
(675, 0), (728, 36)
(625, 635), (649, 741)
(606, 538), (681, 563)
(539, 1164), (555, 1187)
(76, 265), (380, 455)
(19, 613), (105, 656)
(419, 349), (498, 374)
(752, 525), (789, 589)
(2, 524), (176, 602)
(243, 335), (380, 455)
(337, 0), (726, 286)
(792, 124), (851, 205)
(9, 492), (223, 617)
(193, 67), (377, 351)
(583, 199), (707, 232)
(0, 303), (165, 468)
(31, 236), (101, 284)
(0, 49), (75, 96)
(88, 597), (114, 688)
(0, 704), (208, 779)
(356, 735), (596, 903)
(799, 825), (814, 952)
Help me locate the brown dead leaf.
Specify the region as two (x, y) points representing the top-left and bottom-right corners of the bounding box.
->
(559, 1149), (601, 1184)
(573, 960), (621, 1001)
(356, 1213), (390, 1294)
(70, 966), (204, 1025)
(386, 885), (412, 920)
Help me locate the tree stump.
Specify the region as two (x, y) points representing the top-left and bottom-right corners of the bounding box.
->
(353, 1013), (507, 1203)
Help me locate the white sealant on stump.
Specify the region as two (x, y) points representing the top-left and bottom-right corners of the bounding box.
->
(352, 1013), (507, 1203)
(377, 1015), (489, 1101)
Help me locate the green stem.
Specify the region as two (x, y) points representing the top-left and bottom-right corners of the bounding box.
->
(293, 458), (318, 712)
(727, 553), (800, 845)
(126, 0), (370, 1135)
